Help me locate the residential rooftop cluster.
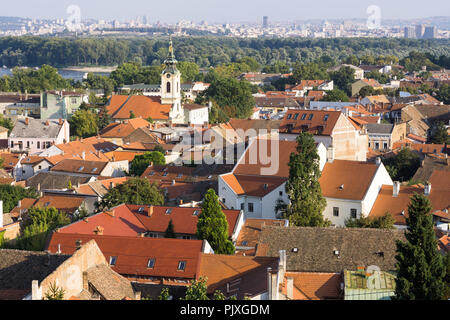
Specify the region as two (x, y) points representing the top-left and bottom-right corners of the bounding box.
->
(0, 39), (449, 301)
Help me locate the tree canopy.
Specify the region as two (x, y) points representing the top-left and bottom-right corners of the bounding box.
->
(97, 178), (165, 211)
(196, 189), (235, 255)
(129, 151), (166, 177)
(0, 184), (38, 213)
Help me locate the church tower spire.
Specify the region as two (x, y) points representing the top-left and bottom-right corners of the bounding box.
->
(161, 36), (184, 123)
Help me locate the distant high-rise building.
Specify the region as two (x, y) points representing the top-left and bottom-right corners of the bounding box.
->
(404, 26), (416, 39)
(263, 16), (269, 29)
(423, 26), (437, 39)
(415, 24), (425, 39)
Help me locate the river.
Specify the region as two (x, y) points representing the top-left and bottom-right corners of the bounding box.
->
(0, 67), (111, 82)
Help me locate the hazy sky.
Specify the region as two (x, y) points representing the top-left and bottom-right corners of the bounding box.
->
(3, 0), (450, 23)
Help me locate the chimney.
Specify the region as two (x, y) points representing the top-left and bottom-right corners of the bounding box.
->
(147, 206), (153, 217)
(45, 120), (49, 126)
(424, 182), (431, 196)
(82, 152), (85, 160)
(286, 277), (294, 300)
(82, 271), (89, 291)
(0, 200), (3, 228)
(105, 210), (115, 218)
(57, 243), (61, 254)
(94, 226), (104, 235)
(327, 146), (335, 163)
(278, 249), (286, 281)
(172, 179), (176, 186)
(393, 181), (400, 197)
(376, 157), (381, 166)
(110, 182), (115, 189)
(31, 280), (42, 300)
(25, 117), (29, 126)
(25, 89), (28, 100)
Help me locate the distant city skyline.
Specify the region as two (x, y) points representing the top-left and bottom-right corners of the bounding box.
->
(2, 0), (449, 23)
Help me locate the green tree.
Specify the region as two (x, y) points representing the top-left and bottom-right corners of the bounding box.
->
(97, 178), (164, 211)
(197, 76), (254, 119)
(345, 213), (395, 229)
(383, 148), (421, 182)
(292, 62), (329, 83)
(394, 193), (446, 300)
(0, 115), (14, 134)
(164, 219), (176, 238)
(178, 61), (200, 82)
(321, 89), (350, 102)
(284, 133), (329, 227)
(129, 151), (166, 176)
(44, 282), (65, 300)
(196, 189), (235, 255)
(436, 84), (450, 104)
(430, 121), (449, 144)
(69, 109), (99, 138)
(0, 184), (38, 213)
(329, 66), (355, 96)
(98, 108), (112, 130)
(444, 253), (450, 300)
(158, 288), (170, 300)
(182, 277), (209, 300)
(16, 207), (71, 251)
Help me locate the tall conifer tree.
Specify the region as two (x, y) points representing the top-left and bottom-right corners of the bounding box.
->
(394, 193), (446, 300)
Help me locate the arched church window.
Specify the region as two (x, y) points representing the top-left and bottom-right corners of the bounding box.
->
(167, 82), (171, 93)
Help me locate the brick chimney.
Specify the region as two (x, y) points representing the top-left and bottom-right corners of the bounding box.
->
(45, 120), (49, 126)
(25, 117), (29, 126)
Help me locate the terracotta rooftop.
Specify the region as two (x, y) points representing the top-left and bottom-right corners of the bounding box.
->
(319, 160), (381, 200)
(33, 194), (86, 215)
(107, 95), (171, 120)
(46, 233), (205, 280)
(280, 110), (341, 135)
(50, 159), (108, 175)
(282, 272), (343, 300)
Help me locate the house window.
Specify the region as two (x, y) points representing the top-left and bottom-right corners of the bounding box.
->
(350, 209), (357, 219)
(301, 114), (306, 120)
(375, 142), (379, 150)
(308, 114), (313, 120)
(323, 115), (329, 121)
(38, 165), (42, 170)
(383, 142), (388, 150)
(37, 141), (40, 149)
(178, 261), (186, 271)
(248, 203), (254, 213)
(240, 203), (244, 210)
(182, 235), (191, 240)
(26, 141), (30, 148)
(287, 114), (292, 120)
(167, 82), (171, 93)
(293, 113), (299, 120)
(109, 256), (117, 266)
(333, 207), (339, 217)
(222, 198), (226, 204)
(279, 191), (283, 196)
(147, 258), (155, 268)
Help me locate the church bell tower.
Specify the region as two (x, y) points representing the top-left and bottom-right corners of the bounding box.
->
(162, 37), (184, 123)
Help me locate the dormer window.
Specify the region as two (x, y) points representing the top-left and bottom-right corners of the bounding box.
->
(109, 256), (117, 266)
(177, 261), (186, 271)
(293, 113), (299, 120)
(301, 114), (306, 120)
(287, 114), (292, 120)
(165, 208), (172, 215)
(193, 210), (200, 216)
(78, 166), (84, 171)
(308, 114), (314, 120)
(147, 258), (155, 268)
(324, 115), (329, 121)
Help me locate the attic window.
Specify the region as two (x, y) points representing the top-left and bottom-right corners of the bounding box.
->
(149, 171), (155, 176)
(308, 114), (314, 120)
(293, 113), (299, 120)
(177, 173), (183, 178)
(339, 184), (344, 190)
(324, 115), (329, 121)
(78, 166), (84, 171)
(193, 210), (200, 216)
(177, 261), (186, 271)
(109, 256), (117, 266)
(147, 258), (155, 268)
(44, 202), (50, 207)
(292, 247), (298, 253)
(242, 241), (248, 246)
(138, 207), (145, 213)
(287, 114), (292, 120)
(165, 208), (172, 215)
(301, 114), (306, 120)
(163, 172), (168, 177)
(92, 168), (98, 173)
(263, 183), (269, 189)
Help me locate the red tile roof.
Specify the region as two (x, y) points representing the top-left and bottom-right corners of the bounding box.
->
(46, 233), (204, 280)
(319, 160), (380, 200)
(107, 95), (171, 120)
(280, 110), (341, 136)
(282, 272), (342, 300)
